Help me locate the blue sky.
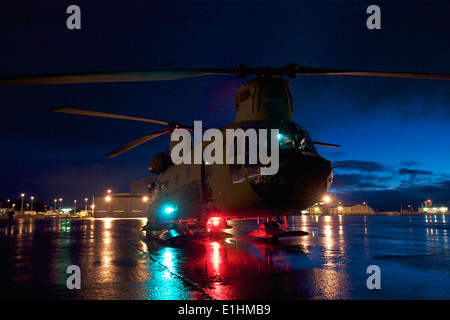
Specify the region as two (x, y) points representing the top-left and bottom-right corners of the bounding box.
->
(1, 0), (449, 211)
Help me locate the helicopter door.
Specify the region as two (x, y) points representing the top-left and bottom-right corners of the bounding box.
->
(201, 164), (213, 204)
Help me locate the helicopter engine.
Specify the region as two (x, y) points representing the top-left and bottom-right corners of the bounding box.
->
(149, 152), (173, 174)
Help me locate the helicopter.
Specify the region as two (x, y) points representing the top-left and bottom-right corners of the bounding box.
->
(2, 63), (449, 242)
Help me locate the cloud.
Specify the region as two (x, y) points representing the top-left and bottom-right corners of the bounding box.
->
(333, 160), (390, 173)
(330, 159), (450, 211)
(399, 168), (432, 176)
(400, 160), (422, 167)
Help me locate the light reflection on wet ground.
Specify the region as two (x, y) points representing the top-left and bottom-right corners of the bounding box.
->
(0, 215), (449, 299)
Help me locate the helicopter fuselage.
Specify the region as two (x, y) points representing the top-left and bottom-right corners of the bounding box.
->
(145, 76), (333, 226)
(148, 127), (332, 224)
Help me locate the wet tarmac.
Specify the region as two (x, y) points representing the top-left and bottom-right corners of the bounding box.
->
(0, 215), (449, 300)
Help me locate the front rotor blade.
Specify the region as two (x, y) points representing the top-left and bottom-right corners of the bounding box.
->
(105, 130), (168, 158)
(295, 65), (450, 80)
(0, 68), (239, 86)
(52, 108), (169, 126)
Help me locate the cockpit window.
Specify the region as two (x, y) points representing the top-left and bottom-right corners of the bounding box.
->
(294, 130), (316, 153)
(278, 134), (296, 150)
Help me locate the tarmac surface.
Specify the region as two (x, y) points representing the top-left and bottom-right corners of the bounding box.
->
(0, 214), (449, 300)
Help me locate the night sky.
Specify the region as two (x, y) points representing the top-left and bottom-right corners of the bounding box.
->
(1, 0), (449, 211)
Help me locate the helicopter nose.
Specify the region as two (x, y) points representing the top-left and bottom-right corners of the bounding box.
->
(247, 153), (332, 209)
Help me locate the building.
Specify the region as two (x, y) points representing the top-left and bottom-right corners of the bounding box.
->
(93, 177), (156, 218)
(418, 206), (448, 214)
(417, 199), (449, 214)
(307, 193), (376, 214)
(327, 204), (376, 214)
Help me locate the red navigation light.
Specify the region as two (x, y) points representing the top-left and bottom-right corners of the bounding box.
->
(211, 217), (221, 227)
(207, 217), (223, 233)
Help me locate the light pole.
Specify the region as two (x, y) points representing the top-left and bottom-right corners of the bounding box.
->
(85, 198), (88, 211)
(106, 195), (111, 215)
(21, 193), (25, 214)
(31, 196), (34, 212)
(59, 198), (62, 215)
(73, 200), (77, 216)
(54, 199), (57, 212)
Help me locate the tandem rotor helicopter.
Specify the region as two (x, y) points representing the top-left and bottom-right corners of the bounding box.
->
(2, 63), (449, 242)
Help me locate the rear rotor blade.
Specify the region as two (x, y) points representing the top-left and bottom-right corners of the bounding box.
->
(105, 130), (168, 158)
(52, 108), (169, 126)
(312, 141), (341, 148)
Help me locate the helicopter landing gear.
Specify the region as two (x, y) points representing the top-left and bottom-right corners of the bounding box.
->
(144, 220), (206, 246)
(244, 216), (308, 242)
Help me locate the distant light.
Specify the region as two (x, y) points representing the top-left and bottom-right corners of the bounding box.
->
(277, 134), (282, 140)
(164, 206), (175, 214)
(143, 196), (148, 202)
(105, 196), (111, 202)
(323, 195), (331, 203)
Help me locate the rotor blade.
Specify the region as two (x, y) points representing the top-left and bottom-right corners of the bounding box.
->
(105, 130), (168, 158)
(312, 141), (341, 148)
(52, 108), (169, 126)
(3, 64), (448, 86)
(0, 68), (240, 86)
(295, 65), (450, 80)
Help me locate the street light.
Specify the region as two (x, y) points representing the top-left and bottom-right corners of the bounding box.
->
(74, 200), (77, 216)
(31, 196), (34, 212)
(21, 193), (25, 214)
(85, 198), (88, 211)
(54, 199), (57, 211)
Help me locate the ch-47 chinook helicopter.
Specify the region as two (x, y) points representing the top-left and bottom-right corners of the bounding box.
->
(2, 63), (449, 242)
